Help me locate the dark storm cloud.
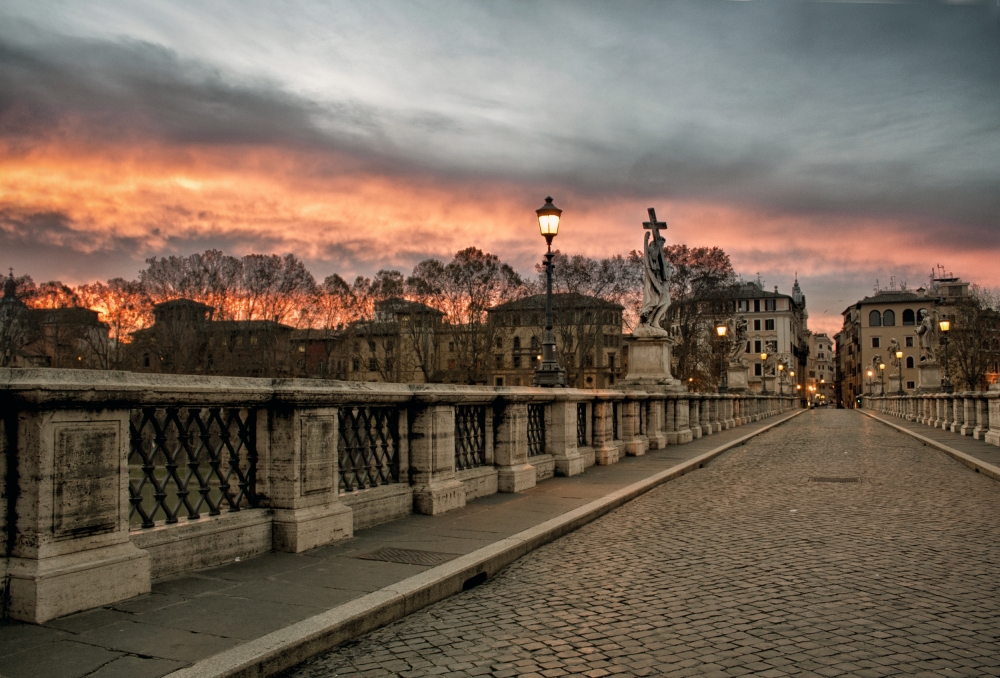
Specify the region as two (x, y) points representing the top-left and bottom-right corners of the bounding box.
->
(0, 25), (390, 160)
(2, 1), (999, 248)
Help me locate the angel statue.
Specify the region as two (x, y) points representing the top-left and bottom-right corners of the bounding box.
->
(637, 208), (673, 335)
(915, 308), (937, 363)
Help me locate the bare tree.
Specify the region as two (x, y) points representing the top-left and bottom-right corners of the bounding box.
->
(77, 278), (150, 369)
(664, 245), (738, 389)
(946, 286), (1000, 391)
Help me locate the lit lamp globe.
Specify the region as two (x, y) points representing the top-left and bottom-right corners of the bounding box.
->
(536, 197), (562, 247)
(939, 319), (950, 333)
(760, 352), (768, 362)
(895, 350), (903, 360)
(867, 369), (873, 378)
(716, 323), (727, 337)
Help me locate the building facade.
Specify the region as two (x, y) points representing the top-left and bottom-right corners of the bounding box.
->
(835, 277), (972, 407)
(806, 332), (834, 405)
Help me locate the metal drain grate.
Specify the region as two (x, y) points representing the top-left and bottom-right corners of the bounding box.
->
(809, 477), (862, 483)
(356, 547), (459, 566)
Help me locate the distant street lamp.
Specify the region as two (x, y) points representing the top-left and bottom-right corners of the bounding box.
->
(760, 351), (769, 394)
(533, 197), (566, 387)
(867, 368), (874, 396)
(879, 362), (886, 395)
(716, 322), (728, 392)
(939, 318), (953, 393)
(895, 349), (905, 394)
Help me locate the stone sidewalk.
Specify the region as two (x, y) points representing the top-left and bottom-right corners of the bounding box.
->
(861, 409), (1000, 473)
(0, 411), (800, 678)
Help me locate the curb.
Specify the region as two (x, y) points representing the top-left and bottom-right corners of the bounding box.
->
(860, 410), (1000, 482)
(168, 408), (807, 678)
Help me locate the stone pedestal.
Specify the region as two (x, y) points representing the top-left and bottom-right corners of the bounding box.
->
(917, 363), (942, 392)
(7, 408), (151, 623)
(726, 364), (750, 393)
(269, 406), (353, 552)
(623, 326), (682, 389)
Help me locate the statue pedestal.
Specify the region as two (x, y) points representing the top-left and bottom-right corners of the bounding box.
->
(726, 364), (750, 393)
(917, 363), (941, 392)
(623, 326), (682, 391)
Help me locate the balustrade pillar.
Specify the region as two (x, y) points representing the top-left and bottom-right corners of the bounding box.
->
(269, 404), (353, 551)
(986, 393), (1000, 446)
(493, 400), (537, 492)
(973, 395), (989, 440)
(591, 399), (619, 464)
(407, 404), (467, 515)
(699, 396), (713, 436)
(647, 399), (666, 449)
(620, 396), (648, 457)
(689, 397), (702, 439)
(548, 397), (586, 476)
(674, 396), (694, 444)
(2, 394), (150, 623)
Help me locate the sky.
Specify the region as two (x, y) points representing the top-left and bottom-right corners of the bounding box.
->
(1, 0), (999, 336)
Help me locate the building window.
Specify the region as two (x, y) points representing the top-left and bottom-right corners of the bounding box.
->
(585, 354), (594, 368)
(883, 310), (895, 326)
(754, 319), (761, 331)
(495, 336), (503, 348)
(754, 339), (762, 353)
(754, 300), (761, 312)
(368, 358), (378, 371)
(902, 309), (915, 326)
(495, 377), (504, 386)
(869, 310), (882, 327)
(448, 342), (455, 352)
(872, 337), (880, 348)
(809, 370), (816, 377)
(352, 358), (360, 371)
(906, 356), (914, 369)
(765, 319), (775, 331)
(739, 300), (748, 312)
(513, 355), (522, 368)
(765, 299), (776, 311)
(608, 354), (616, 369)
(755, 363), (763, 376)
(513, 336), (521, 350)
(907, 381), (915, 389)
(530, 336), (540, 350)
(905, 336), (914, 347)
(746, 341), (751, 354)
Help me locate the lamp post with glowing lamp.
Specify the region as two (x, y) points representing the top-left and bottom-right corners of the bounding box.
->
(894, 349), (905, 394)
(879, 362), (886, 395)
(716, 322), (728, 392)
(939, 318), (953, 393)
(867, 368), (874, 396)
(777, 362), (786, 395)
(532, 197), (566, 387)
(760, 351), (769, 394)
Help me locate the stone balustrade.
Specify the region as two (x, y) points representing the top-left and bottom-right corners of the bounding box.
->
(0, 367), (794, 623)
(862, 390), (999, 446)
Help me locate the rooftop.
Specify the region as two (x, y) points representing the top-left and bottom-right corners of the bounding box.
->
(489, 292), (623, 313)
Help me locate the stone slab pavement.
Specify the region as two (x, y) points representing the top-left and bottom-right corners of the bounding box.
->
(282, 408), (1000, 678)
(0, 411), (800, 678)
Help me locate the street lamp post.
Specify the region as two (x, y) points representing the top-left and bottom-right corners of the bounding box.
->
(895, 349), (905, 394)
(867, 368), (874, 397)
(777, 362), (785, 395)
(533, 197), (566, 387)
(939, 318), (953, 393)
(716, 322), (728, 392)
(760, 351), (769, 394)
(879, 362), (885, 395)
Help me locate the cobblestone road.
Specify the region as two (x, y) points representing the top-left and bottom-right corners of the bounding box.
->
(283, 410), (1000, 678)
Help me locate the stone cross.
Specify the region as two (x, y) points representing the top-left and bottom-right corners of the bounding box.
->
(643, 208), (667, 244)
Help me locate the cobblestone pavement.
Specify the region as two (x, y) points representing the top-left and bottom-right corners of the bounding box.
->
(282, 410), (1000, 678)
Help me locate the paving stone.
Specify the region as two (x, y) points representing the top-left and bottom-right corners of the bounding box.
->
(280, 410), (1000, 677)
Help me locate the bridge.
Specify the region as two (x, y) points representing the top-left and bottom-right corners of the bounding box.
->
(0, 369), (998, 677)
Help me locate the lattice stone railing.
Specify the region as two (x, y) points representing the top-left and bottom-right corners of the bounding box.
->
(128, 406), (259, 528)
(527, 403), (546, 457)
(338, 405), (400, 492)
(455, 404), (487, 470)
